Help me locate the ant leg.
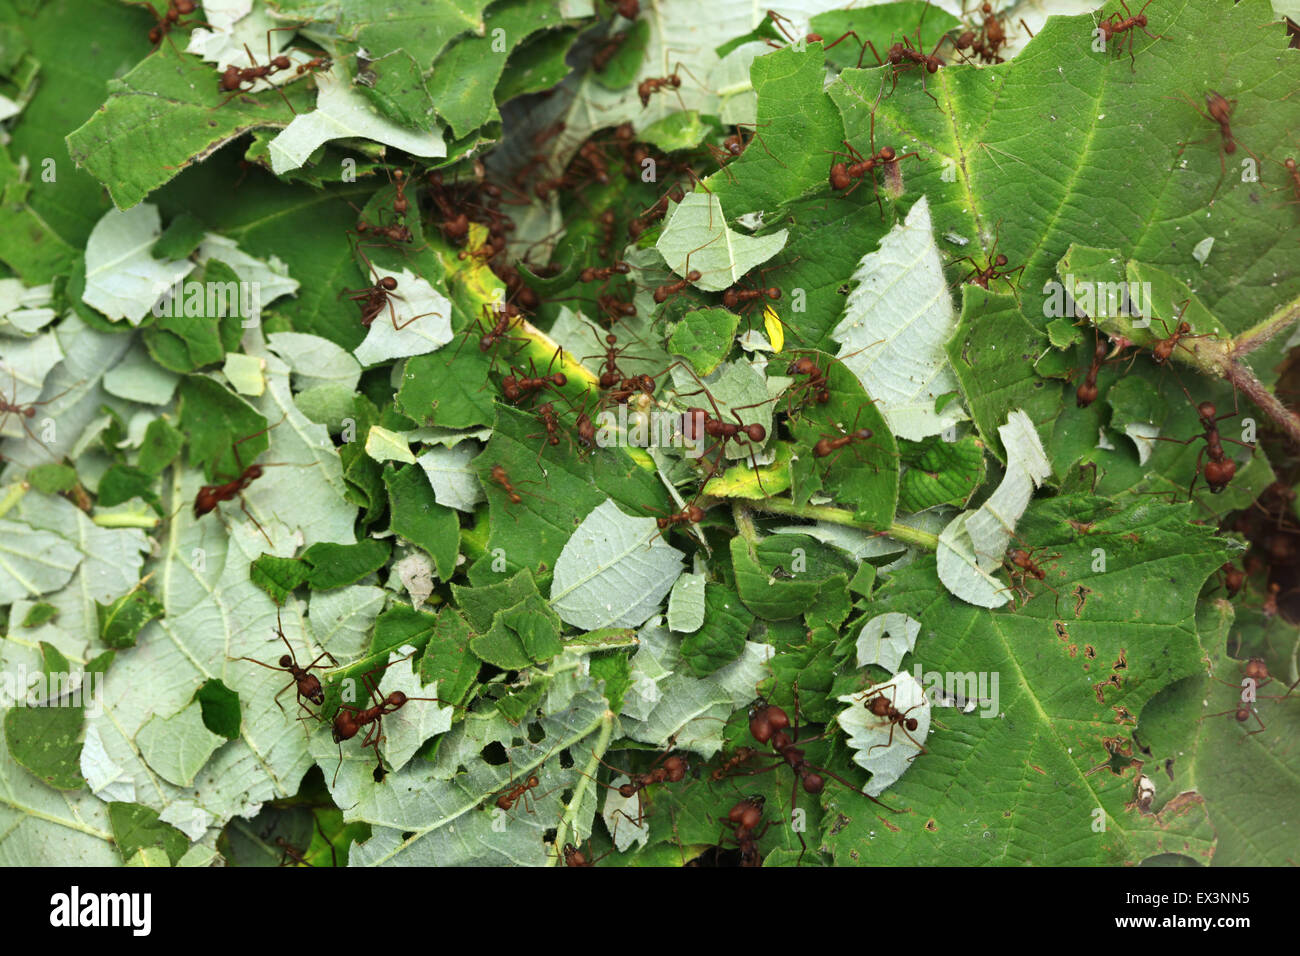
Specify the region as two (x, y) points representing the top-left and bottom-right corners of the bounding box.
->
(238, 494), (274, 548)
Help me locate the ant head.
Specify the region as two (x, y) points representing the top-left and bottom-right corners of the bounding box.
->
(905, 717), (919, 731)
(618, 782), (638, 798)
(332, 712), (357, 743)
(551, 372), (568, 386)
(994, 254), (1009, 267)
(1009, 548), (1029, 565)
(1205, 459), (1235, 492)
(387, 691), (407, 706)
(852, 427), (873, 441)
(1076, 382), (1099, 407)
(1196, 401), (1217, 421)
(663, 755), (687, 781)
(788, 356), (817, 376)
(867, 695), (892, 717)
(737, 801), (764, 830)
(879, 145), (897, 162)
(278, 654), (293, 668)
(1176, 321), (1192, 334)
(1243, 658), (1268, 680)
(770, 729), (794, 751)
(829, 163), (851, 190)
(379, 276), (398, 291)
(1234, 707), (1251, 723)
(686, 504), (705, 523)
(801, 773), (825, 795)
(246, 465), (264, 480)
(744, 423), (767, 442)
(271, 55), (292, 70)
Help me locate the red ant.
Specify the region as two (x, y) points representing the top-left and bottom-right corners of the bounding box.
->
(952, 2), (1004, 64)
(865, 32), (950, 105)
(1272, 154), (1300, 206)
(628, 184), (685, 238)
(575, 410), (599, 452)
(581, 328), (657, 393)
(812, 413), (875, 467)
(651, 501), (706, 534)
(597, 293), (637, 324)
(387, 167), (411, 219)
(128, 0), (203, 52)
(493, 773), (541, 813)
(854, 684), (929, 756)
(501, 353), (568, 406)
(1097, 0), (1164, 71)
(449, 301), (528, 372)
(594, 747), (688, 833)
(340, 248), (437, 331)
(579, 261), (631, 283)
(952, 222), (1025, 301)
(560, 841), (611, 867)
(1076, 328), (1110, 407)
(1148, 299), (1207, 365)
(230, 608), (337, 719)
(787, 356), (832, 410)
(719, 795), (767, 867)
(1004, 545), (1061, 610)
(828, 102), (923, 215)
(193, 418), (293, 546)
(488, 464), (546, 516)
(0, 365), (72, 454)
(526, 402), (567, 462)
(1156, 379), (1253, 497)
(654, 270), (702, 304)
(1214, 653), (1299, 701)
(214, 42), (294, 111)
(330, 663), (449, 785)
(1172, 91), (1251, 200)
(679, 397), (770, 490)
(745, 693), (896, 863)
(638, 64), (691, 109)
(710, 746), (759, 782)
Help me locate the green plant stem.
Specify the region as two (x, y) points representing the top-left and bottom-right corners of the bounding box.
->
(551, 708), (616, 866)
(0, 482), (28, 520)
(748, 496), (940, 551)
(92, 511), (160, 529)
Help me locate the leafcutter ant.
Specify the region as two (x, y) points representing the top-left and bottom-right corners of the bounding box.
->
(229, 607), (338, 719)
(1096, 0), (1165, 71)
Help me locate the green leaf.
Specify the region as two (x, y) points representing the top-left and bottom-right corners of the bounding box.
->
(385, 463), (460, 580)
(680, 584), (752, 677)
(303, 539), (392, 590)
(108, 802), (189, 866)
(98, 584), (165, 649)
